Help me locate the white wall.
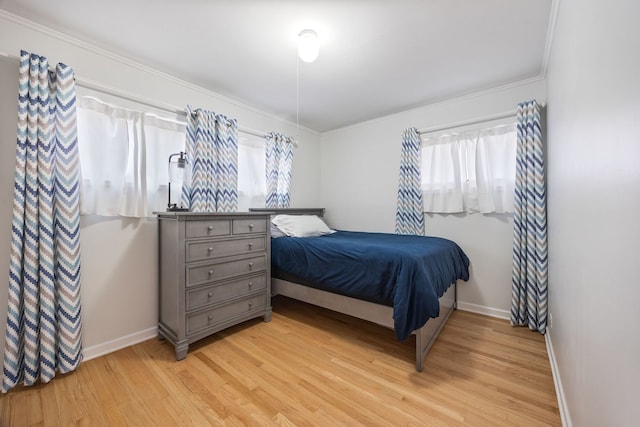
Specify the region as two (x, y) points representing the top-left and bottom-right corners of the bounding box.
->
(320, 79), (546, 315)
(546, 0), (640, 425)
(0, 12), (321, 358)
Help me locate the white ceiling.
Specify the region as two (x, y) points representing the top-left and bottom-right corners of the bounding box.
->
(0, 0), (553, 132)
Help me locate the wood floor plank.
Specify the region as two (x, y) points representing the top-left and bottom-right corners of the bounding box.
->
(0, 296), (560, 426)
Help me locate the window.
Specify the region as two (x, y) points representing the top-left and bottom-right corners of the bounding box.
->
(77, 96), (186, 217)
(421, 122), (517, 214)
(77, 94), (267, 217)
(237, 133), (267, 211)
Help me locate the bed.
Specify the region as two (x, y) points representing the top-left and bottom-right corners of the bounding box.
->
(249, 208), (470, 371)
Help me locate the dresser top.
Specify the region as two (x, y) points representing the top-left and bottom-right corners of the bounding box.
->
(154, 211), (273, 220)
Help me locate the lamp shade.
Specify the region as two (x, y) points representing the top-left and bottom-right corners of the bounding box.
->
(298, 29), (319, 63)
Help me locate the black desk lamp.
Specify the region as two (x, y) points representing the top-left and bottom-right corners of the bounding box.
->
(167, 151), (189, 212)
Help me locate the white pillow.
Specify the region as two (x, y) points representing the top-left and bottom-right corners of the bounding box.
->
(271, 214), (334, 238)
(270, 223), (287, 238)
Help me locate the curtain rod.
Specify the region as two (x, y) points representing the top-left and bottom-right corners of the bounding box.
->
(417, 110), (516, 135)
(79, 77), (269, 139)
(0, 51), (267, 140)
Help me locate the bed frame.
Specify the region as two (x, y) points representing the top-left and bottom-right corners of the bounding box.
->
(250, 207), (457, 372)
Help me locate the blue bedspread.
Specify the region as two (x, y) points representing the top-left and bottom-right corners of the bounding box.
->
(270, 231), (470, 341)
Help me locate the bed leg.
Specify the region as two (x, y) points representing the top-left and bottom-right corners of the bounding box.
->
(416, 331), (425, 372)
(454, 281), (458, 309)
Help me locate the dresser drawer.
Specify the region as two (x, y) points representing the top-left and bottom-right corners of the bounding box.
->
(185, 220), (231, 238)
(186, 255), (266, 287)
(232, 218), (267, 235)
(186, 236), (266, 262)
(186, 294), (266, 335)
(186, 274), (267, 311)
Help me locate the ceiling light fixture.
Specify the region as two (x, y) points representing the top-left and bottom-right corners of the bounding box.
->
(298, 29), (319, 63)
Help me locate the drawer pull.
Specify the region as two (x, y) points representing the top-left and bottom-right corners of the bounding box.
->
(207, 292), (213, 298)
(207, 226), (214, 231)
(248, 282), (253, 289)
(248, 262), (254, 270)
(248, 242), (254, 249)
(249, 224), (254, 230)
(248, 302), (253, 309)
(207, 247), (214, 252)
(208, 270), (214, 276)
(207, 315), (213, 321)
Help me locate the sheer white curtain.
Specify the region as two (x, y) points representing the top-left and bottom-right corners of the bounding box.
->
(77, 97), (186, 217)
(421, 134), (464, 213)
(237, 134), (266, 211)
(471, 125), (517, 213)
(421, 123), (516, 213)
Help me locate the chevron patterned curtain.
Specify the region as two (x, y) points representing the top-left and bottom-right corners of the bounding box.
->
(510, 100), (548, 334)
(2, 51), (83, 392)
(395, 127), (425, 235)
(264, 132), (294, 208)
(181, 106), (238, 212)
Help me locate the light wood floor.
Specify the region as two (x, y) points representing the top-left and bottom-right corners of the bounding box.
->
(0, 296), (560, 426)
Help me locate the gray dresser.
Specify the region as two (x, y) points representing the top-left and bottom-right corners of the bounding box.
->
(155, 212), (272, 360)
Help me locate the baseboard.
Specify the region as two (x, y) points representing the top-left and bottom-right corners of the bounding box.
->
(82, 327), (157, 361)
(456, 301), (510, 320)
(545, 332), (572, 427)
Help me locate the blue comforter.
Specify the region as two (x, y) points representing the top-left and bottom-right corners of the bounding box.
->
(271, 231), (470, 341)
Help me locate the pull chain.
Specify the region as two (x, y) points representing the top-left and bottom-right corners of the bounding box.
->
(296, 54), (300, 143)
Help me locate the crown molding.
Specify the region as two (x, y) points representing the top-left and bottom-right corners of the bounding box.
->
(541, 0), (561, 78)
(1, 5), (556, 137)
(0, 9), (318, 136)
(323, 75), (546, 136)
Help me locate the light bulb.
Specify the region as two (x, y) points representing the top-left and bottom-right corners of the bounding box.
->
(298, 29), (319, 63)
